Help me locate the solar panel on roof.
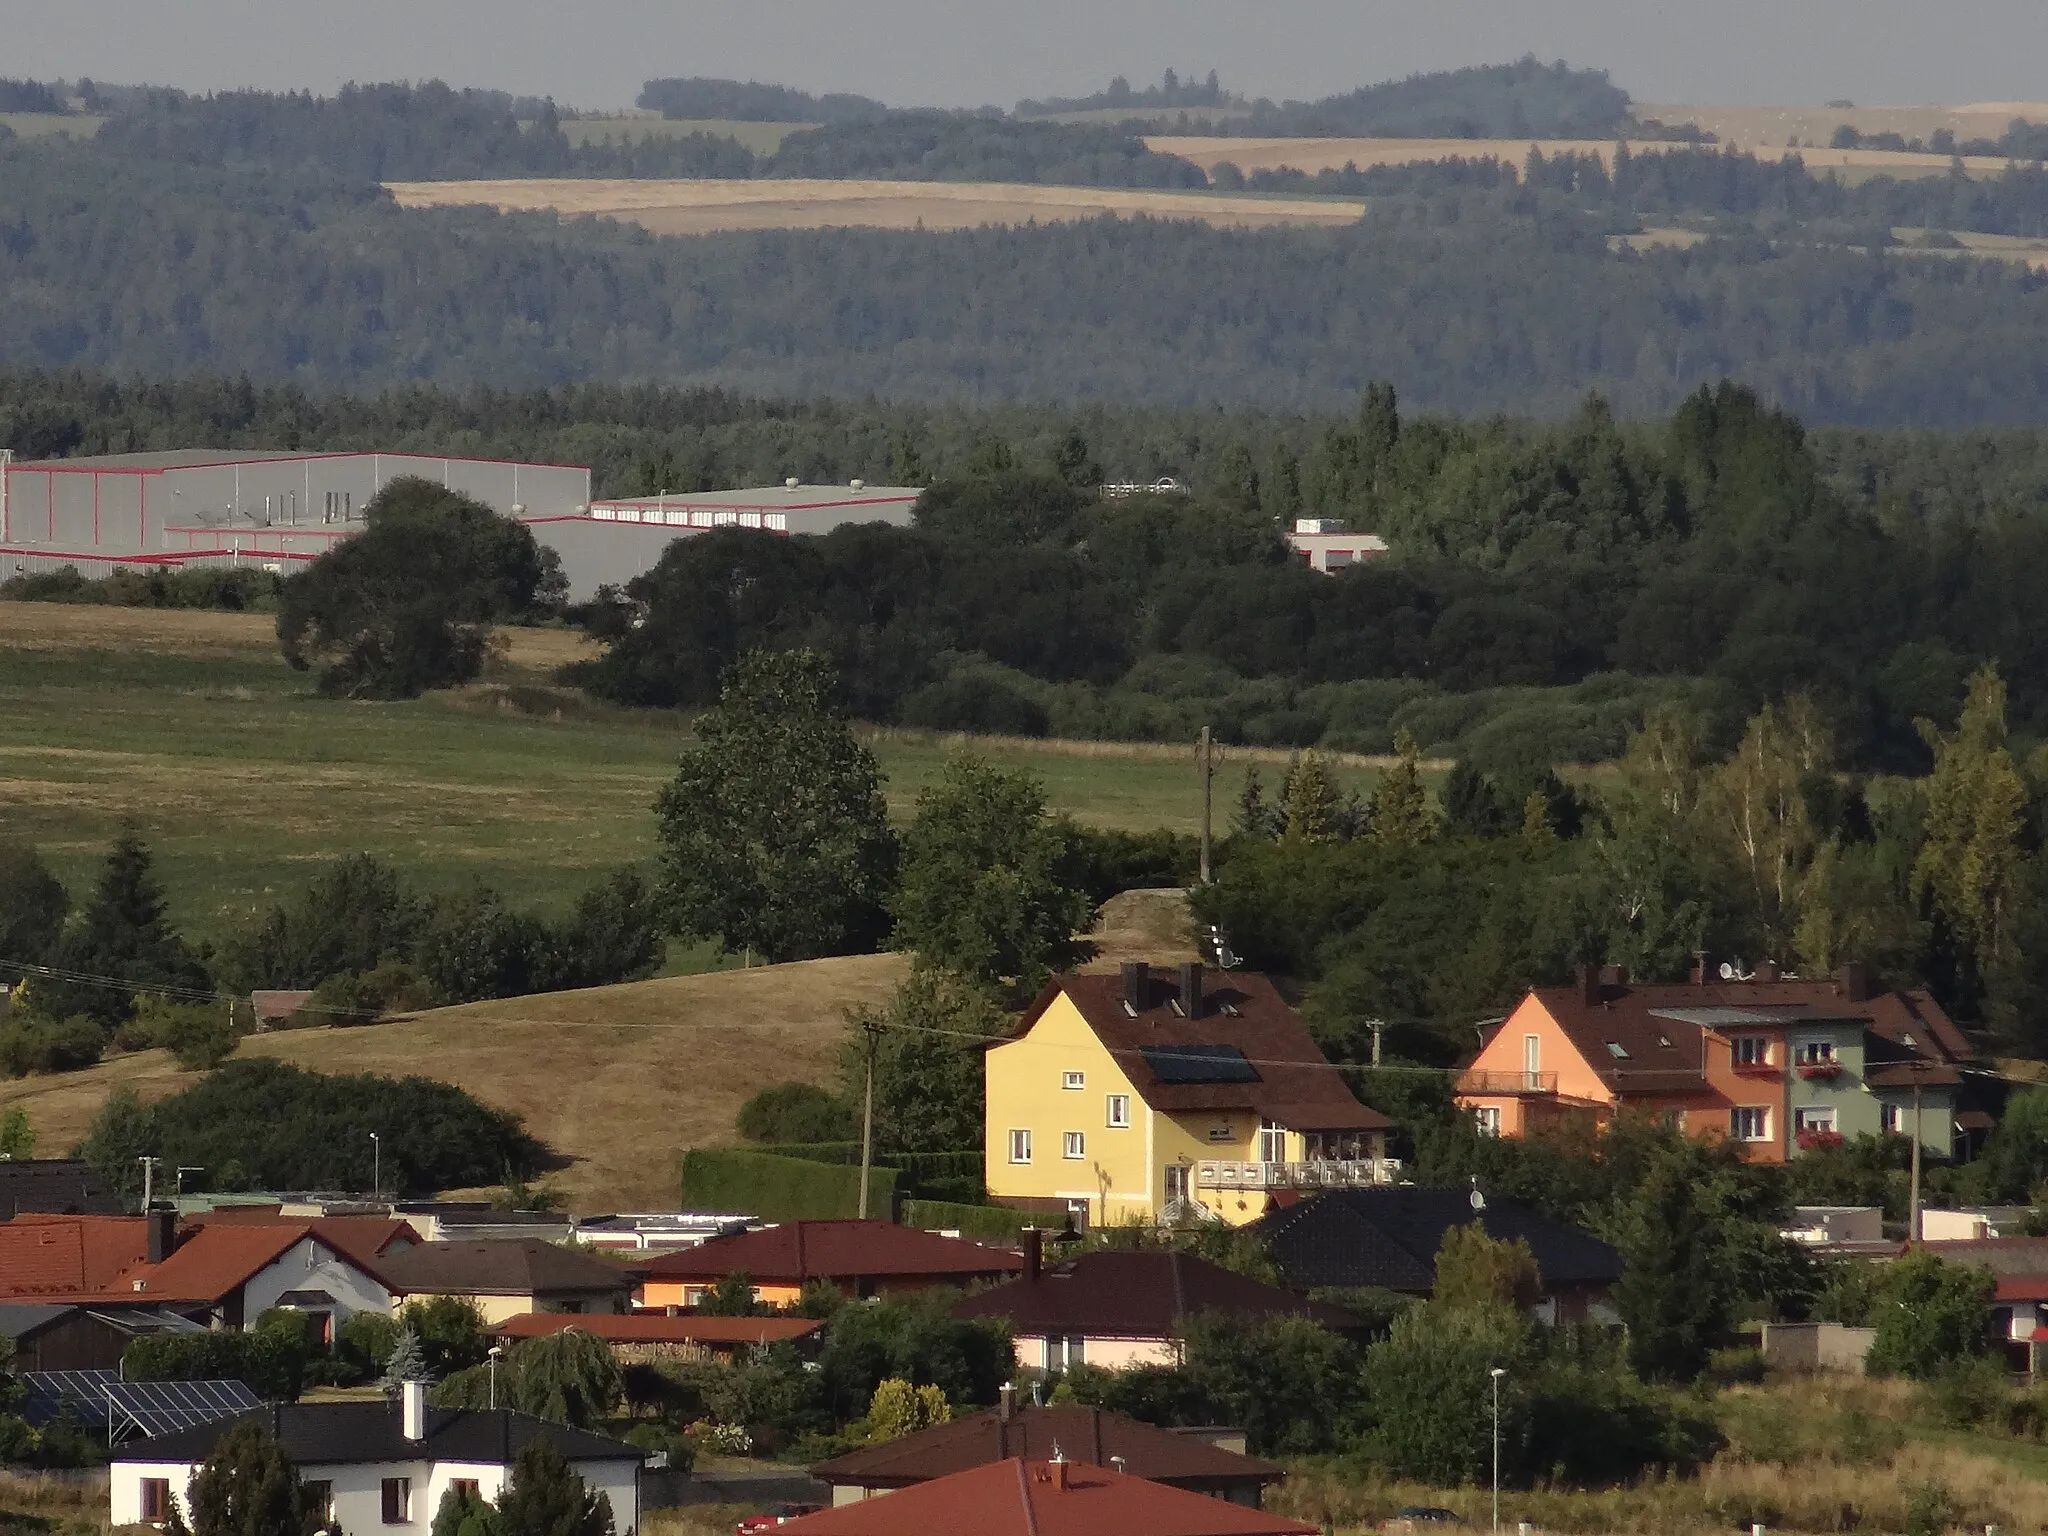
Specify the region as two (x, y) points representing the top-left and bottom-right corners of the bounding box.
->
(1140, 1044), (1260, 1084)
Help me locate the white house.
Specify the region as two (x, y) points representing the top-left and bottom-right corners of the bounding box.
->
(110, 1384), (644, 1533)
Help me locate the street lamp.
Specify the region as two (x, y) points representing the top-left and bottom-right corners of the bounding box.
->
(1489, 1366), (1508, 1534)
(369, 1133), (381, 1199)
(488, 1343), (505, 1410)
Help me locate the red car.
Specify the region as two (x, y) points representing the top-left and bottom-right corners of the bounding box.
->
(734, 1504), (823, 1534)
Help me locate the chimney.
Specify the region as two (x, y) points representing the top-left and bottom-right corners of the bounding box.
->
(1023, 1228), (1043, 1282)
(1178, 962), (1202, 1018)
(999, 1382), (1016, 1422)
(1838, 961), (1873, 1002)
(401, 1379), (426, 1442)
(146, 1210), (177, 1265)
(1599, 963), (1626, 989)
(1755, 960), (1781, 984)
(1051, 1449), (1068, 1492)
(1577, 963), (1600, 1006)
(1121, 961), (1149, 1011)
(1689, 954), (1709, 986)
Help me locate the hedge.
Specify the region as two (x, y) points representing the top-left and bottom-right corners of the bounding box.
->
(680, 1148), (898, 1220)
(901, 1200), (1035, 1244)
(748, 1144), (985, 1202)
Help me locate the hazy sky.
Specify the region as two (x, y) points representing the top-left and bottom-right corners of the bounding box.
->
(6, 1), (2046, 112)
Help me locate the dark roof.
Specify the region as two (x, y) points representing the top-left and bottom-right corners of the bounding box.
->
(110, 1401), (641, 1466)
(0, 1161), (122, 1219)
(1251, 1187), (1623, 1295)
(635, 1220), (1022, 1284)
(1022, 971), (1390, 1133)
(951, 1251), (1353, 1338)
(776, 1458), (1316, 1536)
(0, 1303), (80, 1339)
(811, 1405), (1281, 1490)
(1507, 977), (1972, 1099)
(490, 1313), (822, 1346)
(376, 1239), (632, 1297)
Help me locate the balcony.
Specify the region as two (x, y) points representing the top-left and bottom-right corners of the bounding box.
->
(1796, 1061), (1844, 1082)
(1196, 1158), (1402, 1192)
(1455, 1070), (1559, 1096)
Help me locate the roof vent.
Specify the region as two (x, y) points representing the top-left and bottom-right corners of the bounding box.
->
(850, 478), (865, 490)
(785, 476), (800, 490)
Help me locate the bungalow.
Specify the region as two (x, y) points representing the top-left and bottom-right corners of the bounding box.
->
(632, 1220), (1020, 1310)
(488, 1311), (822, 1365)
(810, 1398), (1283, 1508)
(111, 1384), (643, 1531)
(376, 1239), (634, 1324)
(1249, 1186), (1623, 1325)
(1455, 962), (1981, 1163)
(951, 1240), (1355, 1373)
(777, 1457), (1316, 1536)
(985, 963), (1395, 1230)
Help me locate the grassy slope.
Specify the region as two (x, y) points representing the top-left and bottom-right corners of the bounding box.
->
(0, 953), (911, 1212)
(0, 604), (1384, 941)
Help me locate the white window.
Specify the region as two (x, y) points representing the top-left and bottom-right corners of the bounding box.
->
(1063, 1131), (1086, 1160)
(1524, 1035), (1541, 1076)
(1062, 1071), (1086, 1090)
(1045, 1333), (1085, 1368)
(1008, 1129), (1032, 1164)
(1163, 1164), (1190, 1202)
(1795, 1107), (1837, 1134)
(1795, 1039), (1837, 1065)
(381, 1479), (412, 1526)
(1883, 1102), (1906, 1134)
(1258, 1120), (1287, 1163)
(1106, 1094), (1131, 1128)
(1732, 1107), (1770, 1142)
(1474, 1106), (1502, 1138)
(1733, 1036), (1771, 1066)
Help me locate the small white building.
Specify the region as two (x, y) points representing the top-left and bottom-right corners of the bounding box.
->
(1285, 519), (1388, 574)
(110, 1384), (643, 1532)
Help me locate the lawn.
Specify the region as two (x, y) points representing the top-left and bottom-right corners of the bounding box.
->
(0, 604), (1380, 941)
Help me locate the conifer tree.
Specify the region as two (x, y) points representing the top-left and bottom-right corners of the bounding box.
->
(1281, 752), (1343, 844)
(169, 1421), (307, 1536)
(381, 1326), (426, 1390)
(41, 824), (208, 1025)
(1371, 731), (1436, 847)
(1914, 665), (2029, 971)
(496, 1439), (613, 1536)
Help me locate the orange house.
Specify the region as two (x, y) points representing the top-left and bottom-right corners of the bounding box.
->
(1456, 963), (1976, 1164)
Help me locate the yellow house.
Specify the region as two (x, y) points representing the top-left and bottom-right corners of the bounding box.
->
(985, 962), (1396, 1229)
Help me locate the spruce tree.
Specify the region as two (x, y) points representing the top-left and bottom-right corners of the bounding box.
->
(496, 1438), (613, 1536)
(169, 1420), (307, 1536)
(382, 1325), (427, 1389)
(42, 824), (208, 1025)
(1281, 752), (1343, 844)
(1370, 732), (1437, 847)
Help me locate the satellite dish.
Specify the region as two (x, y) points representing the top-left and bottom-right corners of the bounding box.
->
(1718, 962), (1736, 980)
(1470, 1188), (1486, 1212)
(1218, 946), (1241, 970)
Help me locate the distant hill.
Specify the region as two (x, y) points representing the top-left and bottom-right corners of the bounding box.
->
(636, 76), (888, 125)
(1225, 58), (1631, 139)
(1016, 69), (1236, 119)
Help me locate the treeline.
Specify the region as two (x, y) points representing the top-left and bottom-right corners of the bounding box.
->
(1227, 58), (1632, 139)
(0, 832), (662, 1076)
(636, 76), (888, 124)
(1015, 68), (1233, 118)
(767, 115), (1206, 187)
(19, 137), (2048, 418)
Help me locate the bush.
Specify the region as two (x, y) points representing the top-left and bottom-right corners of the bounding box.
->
(118, 997), (246, 1068)
(337, 1312), (400, 1382)
(0, 1015), (106, 1076)
(899, 1201), (1031, 1243)
(622, 1423), (694, 1473)
(898, 672), (1050, 736)
(678, 1148), (897, 1221)
(123, 1319), (307, 1400)
(1365, 1303), (1530, 1484)
(736, 1083), (858, 1145)
(295, 962), (433, 1026)
(1867, 1251), (1996, 1379)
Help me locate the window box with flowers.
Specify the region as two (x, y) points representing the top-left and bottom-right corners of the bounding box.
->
(1796, 1128), (1846, 1152)
(1796, 1061), (1843, 1081)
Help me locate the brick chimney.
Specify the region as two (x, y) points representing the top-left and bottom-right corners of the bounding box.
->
(1178, 962), (1202, 1018)
(1837, 961), (1873, 1002)
(1755, 960), (1780, 983)
(1023, 1227), (1043, 1282)
(1599, 963), (1626, 989)
(146, 1210), (177, 1265)
(1120, 961), (1149, 1011)
(1577, 963), (1600, 1006)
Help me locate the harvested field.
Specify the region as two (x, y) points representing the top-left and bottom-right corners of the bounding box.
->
(1642, 100), (2048, 153)
(0, 953), (911, 1212)
(385, 177), (1366, 234)
(1150, 133), (2012, 184)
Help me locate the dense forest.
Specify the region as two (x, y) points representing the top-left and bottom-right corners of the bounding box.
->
(635, 76), (889, 124)
(1226, 58), (1633, 140)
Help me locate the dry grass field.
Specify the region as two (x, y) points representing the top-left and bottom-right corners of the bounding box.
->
(0, 953), (911, 1211)
(385, 176), (1367, 234)
(1643, 100), (2048, 153)
(1149, 133), (2013, 183)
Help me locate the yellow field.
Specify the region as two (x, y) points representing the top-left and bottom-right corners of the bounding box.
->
(1642, 100), (2048, 153)
(385, 177), (1366, 234)
(1149, 134), (2013, 183)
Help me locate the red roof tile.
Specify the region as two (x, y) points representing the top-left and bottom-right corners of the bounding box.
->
(0, 1216), (402, 1305)
(489, 1313), (822, 1345)
(951, 1250), (1354, 1339)
(634, 1221), (1022, 1285)
(0, 1216), (149, 1298)
(1027, 970), (1389, 1134)
(780, 1459), (1316, 1536)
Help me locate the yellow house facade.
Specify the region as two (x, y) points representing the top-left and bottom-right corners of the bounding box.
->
(985, 962), (1396, 1229)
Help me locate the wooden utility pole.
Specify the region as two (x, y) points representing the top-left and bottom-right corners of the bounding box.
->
(857, 1018), (881, 1219)
(1198, 726), (1214, 884)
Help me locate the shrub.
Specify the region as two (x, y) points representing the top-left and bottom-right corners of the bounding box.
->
(119, 997), (245, 1068)
(1365, 1302), (1530, 1484)
(1867, 1251), (1996, 1379)
(123, 1319), (307, 1401)
(736, 1082), (857, 1145)
(0, 1015), (106, 1076)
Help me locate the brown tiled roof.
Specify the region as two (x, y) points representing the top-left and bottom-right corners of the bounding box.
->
(811, 1405), (1281, 1490)
(0, 1217), (406, 1306)
(778, 1458), (1316, 1535)
(489, 1312), (822, 1346)
(1913, 1236), (2048, 1277)
(1024, 970), (1389, 1133)
(633, 1220), (1022, 1285)
(1516, 976), (1973, 1098)
(377, 1238), (633, 1297)
(950, 1250), (1354, 1339)
(0, 1216), (149, 1299)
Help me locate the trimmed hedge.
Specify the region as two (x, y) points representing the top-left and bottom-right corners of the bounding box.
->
(680, 1148), (898, 1220)
(901, 1200), (1034, 1244)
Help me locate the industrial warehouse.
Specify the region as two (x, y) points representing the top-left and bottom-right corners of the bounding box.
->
(0, 448), (920, 600)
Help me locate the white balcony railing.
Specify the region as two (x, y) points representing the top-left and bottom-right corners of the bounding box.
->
(1195, 1158), (1401, 1191)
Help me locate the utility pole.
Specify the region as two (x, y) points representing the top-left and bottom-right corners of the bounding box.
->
(1909, 1074), (1925, 1246)
(137, 1156), (161, 1214)
(1368, 1018), (1385, 1068)
(1197, 726), (1215, 885)
(369, 1132), (381, 1200)
(1489, 1366), (1506, 1533)
(857, 1018), (882, 1219)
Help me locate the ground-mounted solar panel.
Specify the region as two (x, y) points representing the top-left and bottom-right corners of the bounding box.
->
(21, 1369), (121, 1427)
(107, 1378), (262, 1438)
(1140, 1043), (1261, 1084)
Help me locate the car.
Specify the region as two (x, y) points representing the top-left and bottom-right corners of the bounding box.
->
(734, 1504), (823, 1534)
(1379, 1510), (1468, 1533)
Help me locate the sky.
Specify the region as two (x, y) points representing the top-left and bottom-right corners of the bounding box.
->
(5, 0), (2047, 112)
